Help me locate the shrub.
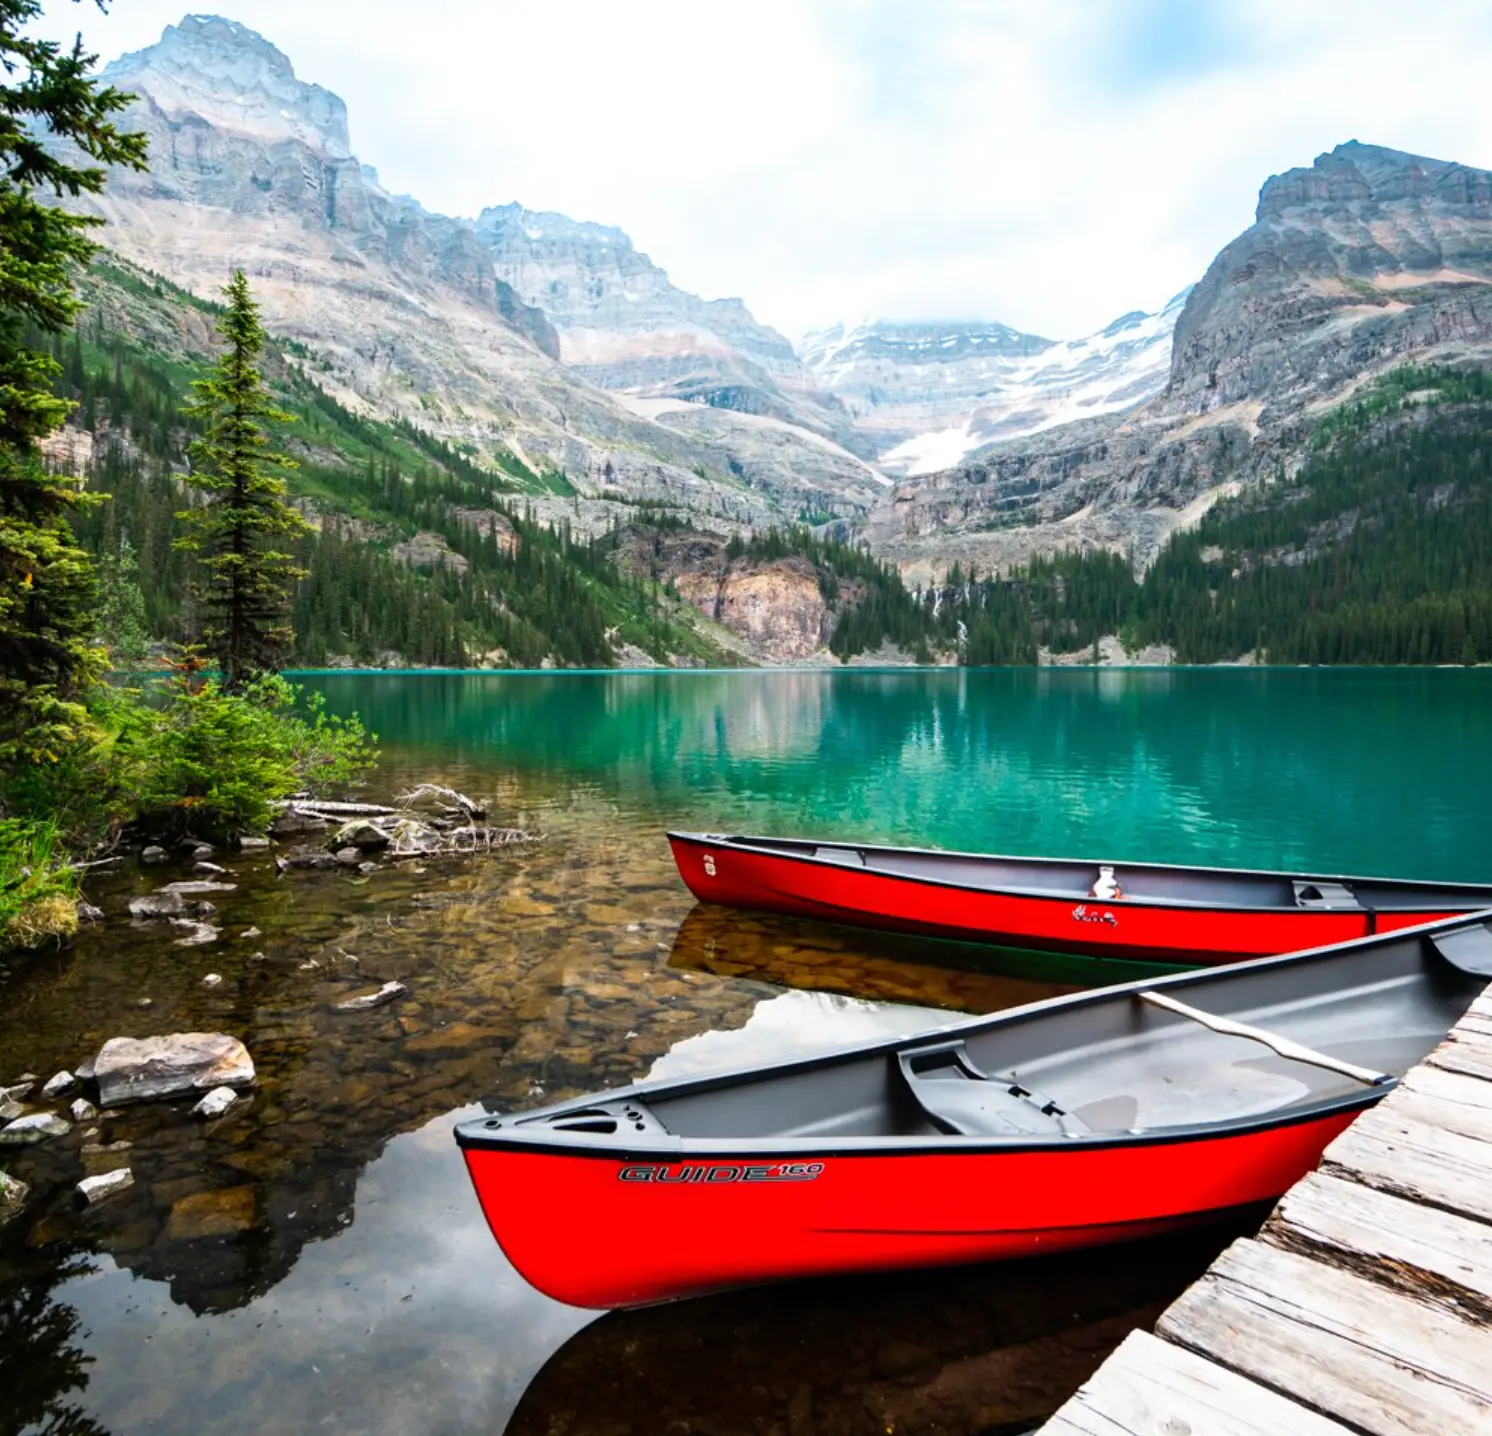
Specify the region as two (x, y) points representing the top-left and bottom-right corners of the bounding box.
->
(0, 819), (79, 951)
(127, 671), (378, 837)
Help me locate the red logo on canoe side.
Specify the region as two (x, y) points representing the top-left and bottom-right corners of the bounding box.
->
(1071, 904), (1118, 926)
(618, 1162), (824, 1184)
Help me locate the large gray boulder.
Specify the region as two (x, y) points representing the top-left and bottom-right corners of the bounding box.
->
(93, 1033), (256, 1108)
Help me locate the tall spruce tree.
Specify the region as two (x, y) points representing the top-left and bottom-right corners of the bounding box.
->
(0, 0), (147, 761)
(178, 269), (309, 689)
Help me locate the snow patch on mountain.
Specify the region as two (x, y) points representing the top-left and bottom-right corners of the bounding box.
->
(805, 291), (1191, 476)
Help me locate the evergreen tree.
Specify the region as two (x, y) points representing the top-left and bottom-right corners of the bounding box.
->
(0, 0), (147, 760)
(94, 533), (148, 666)
(178, 269), (309, 688)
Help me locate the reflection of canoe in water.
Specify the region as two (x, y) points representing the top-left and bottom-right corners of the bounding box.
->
(455, 914), (1491, 1308)
(665, 902), (1176, 1008)
(504, 1224), (1252, 1436)
(667, 831), (1492, 963)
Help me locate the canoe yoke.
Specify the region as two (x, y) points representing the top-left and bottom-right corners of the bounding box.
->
(896, 1039), (1090, 1139)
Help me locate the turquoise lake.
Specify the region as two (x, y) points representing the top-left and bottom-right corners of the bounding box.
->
(311, 666), (1492, 879)
(1, 667), (1488, 1436)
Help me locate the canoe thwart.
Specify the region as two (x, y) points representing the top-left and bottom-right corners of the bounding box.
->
(1136, 990), (1389, 1087)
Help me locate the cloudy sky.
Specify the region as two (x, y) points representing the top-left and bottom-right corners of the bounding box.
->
(32, 0), (1492, 341)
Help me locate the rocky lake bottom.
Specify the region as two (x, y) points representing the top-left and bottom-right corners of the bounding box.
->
(2, 667), (1488, 1435)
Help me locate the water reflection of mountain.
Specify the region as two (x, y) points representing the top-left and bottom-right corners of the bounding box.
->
(309, 668), (1492, 879)
(504, 1222), (1259, 1436)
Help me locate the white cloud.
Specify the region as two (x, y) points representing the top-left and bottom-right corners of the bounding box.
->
(30, 0), (1492, 340)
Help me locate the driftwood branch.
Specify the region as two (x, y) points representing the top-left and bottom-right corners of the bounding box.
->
(395, 783), (488, 820)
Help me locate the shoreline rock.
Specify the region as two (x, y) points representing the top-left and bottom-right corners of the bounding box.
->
(78, 1168), (134, 1204)
(0, 1112), (72, 1145)
(94, 1033), (256, 1108)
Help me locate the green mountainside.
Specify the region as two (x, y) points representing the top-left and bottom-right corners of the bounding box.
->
(52, 256), (753, 668)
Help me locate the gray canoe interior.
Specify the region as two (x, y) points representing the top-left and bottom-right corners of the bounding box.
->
(738, 836), (1492, 911)
(642, 921), (1491, 1143)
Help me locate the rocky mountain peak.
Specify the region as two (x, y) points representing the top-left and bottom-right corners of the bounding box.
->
(102, 14), (351, 158)
(1257, 140), (1492, 221)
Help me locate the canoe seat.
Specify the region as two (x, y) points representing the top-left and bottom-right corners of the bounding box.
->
(815, 846), (865, 867)
(897, 1040), (1088, 1138)
(1292, 880), (1360, 910)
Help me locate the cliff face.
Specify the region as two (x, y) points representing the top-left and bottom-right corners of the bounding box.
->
(608, 526), (862, 664)
(62, 17), (886, 529)
(865, 142), (1492, 582)
(476, 204), (867, 455)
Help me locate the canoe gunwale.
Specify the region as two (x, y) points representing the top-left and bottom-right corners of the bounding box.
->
(453, 1083), (1389, 1160)
(667, 831), (1492, 915)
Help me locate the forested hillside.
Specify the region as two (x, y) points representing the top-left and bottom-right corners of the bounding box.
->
(52, 256), (754, 668)
(49, 256), (1492, 669)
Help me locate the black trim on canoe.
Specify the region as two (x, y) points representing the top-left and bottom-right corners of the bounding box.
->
(455, 911), (1492, 1161)
(668, 831), (1492, 915)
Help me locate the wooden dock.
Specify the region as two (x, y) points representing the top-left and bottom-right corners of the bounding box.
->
(1041, 989), (1492, 1436)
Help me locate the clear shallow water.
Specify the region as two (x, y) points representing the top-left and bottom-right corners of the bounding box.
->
(1, 668), (1488, 1436)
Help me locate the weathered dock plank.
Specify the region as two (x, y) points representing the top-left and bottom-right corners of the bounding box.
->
(1267, 1170), (1492, 1318)
(1042, 1330), (1355, 1436)
(1322, 1104), (1492, 1222)
(1039, 988), (1492, 1436)
(1156, 1239), (1492, 1435)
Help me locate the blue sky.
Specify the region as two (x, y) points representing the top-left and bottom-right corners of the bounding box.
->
(31, 0), (1492, 341)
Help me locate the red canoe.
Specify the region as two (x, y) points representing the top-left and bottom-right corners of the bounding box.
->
(456, 912), (1492, 1308)
(667, 831), (1492, 963)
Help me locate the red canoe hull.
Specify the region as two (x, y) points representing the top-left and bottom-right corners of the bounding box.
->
(667, 834), (1462, 963)
(462, 1109), (1359, 1308)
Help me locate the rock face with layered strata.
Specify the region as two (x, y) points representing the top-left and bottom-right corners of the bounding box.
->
(476, 204), (864, 453)
(866, 142), (1492, 581)
(61, 16), (886, 528)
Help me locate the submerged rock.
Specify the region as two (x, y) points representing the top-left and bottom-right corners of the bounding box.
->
(140, 845), (167, 864)
(171, 920), (220, 947)
(285, 846), (340, 871)
(193, 860), (226, 875)
(94, 1033), (256, 1107)
(41, 1071), (76, 1099)
(69, 1097), (98, 1122)
(161, 880), (236, 896)
(77, 1168), (134, 1204)
(334, 847), (362, 867)
(192, 1086), (239, 1119)
(0, 1171), (28, 1224)
(0, 1112), (71, 1145)
(201, 972), (224, 987)
(77, 901), (104, 923)
(167, 1184), (255, 1239)
(335, 981), (407, 1012)
(190, 843), (216, 859)
(129, 890), (189, 919)
(0, 1097), (21, 1121)
(237, 835), (271, 852)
